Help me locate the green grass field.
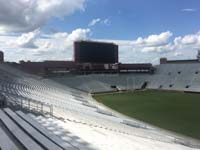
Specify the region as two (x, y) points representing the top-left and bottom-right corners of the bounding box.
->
(93, 90), (200, 140)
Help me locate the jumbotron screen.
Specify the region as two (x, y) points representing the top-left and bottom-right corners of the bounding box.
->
(74, 41), (118, 63)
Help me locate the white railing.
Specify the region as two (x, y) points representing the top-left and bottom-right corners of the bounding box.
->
(1, 92), (53, 117)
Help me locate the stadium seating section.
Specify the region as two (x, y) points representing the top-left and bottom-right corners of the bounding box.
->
(52, 64), (200, 93)
(0, 63), (200, 150)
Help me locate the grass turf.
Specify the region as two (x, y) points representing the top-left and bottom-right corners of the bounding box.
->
(93, 90), (200, 140)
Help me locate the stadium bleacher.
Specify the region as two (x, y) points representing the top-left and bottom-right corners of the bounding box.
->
(16, 111), (76, 150)
(51, 63), (200, 94)
(0, 63), (200, 150)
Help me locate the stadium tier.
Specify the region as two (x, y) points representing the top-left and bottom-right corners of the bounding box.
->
(51, 63), (200, 93)
(0, 63), (200, 150)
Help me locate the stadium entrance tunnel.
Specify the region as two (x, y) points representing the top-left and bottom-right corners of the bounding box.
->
(141, 81), (149, 89)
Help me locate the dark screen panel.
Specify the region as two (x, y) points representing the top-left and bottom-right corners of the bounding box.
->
(75, 41), (118, 63)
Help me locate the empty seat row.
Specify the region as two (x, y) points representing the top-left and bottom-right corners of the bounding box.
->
(0, 109), (43, 150)
(0, 108), (79, 150)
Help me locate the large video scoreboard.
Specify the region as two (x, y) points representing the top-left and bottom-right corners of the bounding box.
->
(74, 41), (118, 63)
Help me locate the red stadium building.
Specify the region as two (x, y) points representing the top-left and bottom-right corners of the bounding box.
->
(13, 41), (154, 75)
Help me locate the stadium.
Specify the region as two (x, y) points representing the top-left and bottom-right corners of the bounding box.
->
(0, 40), (200, 150)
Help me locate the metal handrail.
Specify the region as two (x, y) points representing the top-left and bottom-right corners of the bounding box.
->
(19, 98), (53, 117)
(1, 92), (53, 117)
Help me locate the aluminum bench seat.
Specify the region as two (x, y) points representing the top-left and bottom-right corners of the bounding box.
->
(0, 109), (43, 150)
(0, 126), (19, 150)
(4, 108), (62, 150)
(16, 111), (77, 150)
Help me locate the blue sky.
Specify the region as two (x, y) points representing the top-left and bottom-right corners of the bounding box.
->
(0, 0), (200, 64)
(44, 0), (200, 39)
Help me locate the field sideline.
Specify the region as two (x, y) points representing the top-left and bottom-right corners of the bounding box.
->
(93, 90), (200, 140)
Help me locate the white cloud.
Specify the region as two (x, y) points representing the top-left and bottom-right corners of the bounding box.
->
(103, 18), (111, 25)
(32, 28), (91, 57)
(88, 18), (111, 27)
(0, 0), (85, 33)
(1, 30), (200, 64)
(50, 32), (68, 39)
(174, 34), (200, 45)
(132, 31), (173, 47)
(88, 18), (101, 27)
(39, 41), (52, 49)
(66, 28), (90, 41)
(16, 29), (40, 48)
(96, 31), (200, 63)
(181, 8), (197, 12)
(0, 28), (91, 61)
(140, 44), (173, 53)
(174, 52), (183, 57)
